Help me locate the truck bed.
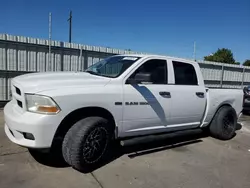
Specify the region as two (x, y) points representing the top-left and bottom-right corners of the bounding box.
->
(202, 88), (243, 126)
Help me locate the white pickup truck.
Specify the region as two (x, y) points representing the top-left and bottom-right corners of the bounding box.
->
(4, 54), (243, 171)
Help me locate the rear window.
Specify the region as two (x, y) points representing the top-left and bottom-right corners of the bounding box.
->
(173, 61), (198, 85)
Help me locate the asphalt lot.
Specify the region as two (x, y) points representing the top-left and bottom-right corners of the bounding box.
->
(1, 111), (250, 188)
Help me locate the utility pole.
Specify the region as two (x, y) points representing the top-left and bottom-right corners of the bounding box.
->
(48, 12), (52, 71)
(193, 41), (196, 61)
(68, 10), (72, 43)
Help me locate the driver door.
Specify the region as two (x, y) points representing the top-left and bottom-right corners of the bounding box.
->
(121, 58), (171, 137)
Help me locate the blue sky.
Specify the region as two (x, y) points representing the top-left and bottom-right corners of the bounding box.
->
(0, 0), (249, 63)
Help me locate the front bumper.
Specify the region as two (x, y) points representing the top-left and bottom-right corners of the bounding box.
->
(4, 100), (62, 149)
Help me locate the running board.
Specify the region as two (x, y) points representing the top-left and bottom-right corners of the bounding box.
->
(120, 128), (203, 147)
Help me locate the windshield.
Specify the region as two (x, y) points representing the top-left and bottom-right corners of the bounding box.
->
(85, 55), (141, 78)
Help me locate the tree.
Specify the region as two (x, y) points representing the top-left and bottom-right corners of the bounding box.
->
(204, 48), (235, 64)
(125, 49), (132, 51)
(243, 59), (250, 66)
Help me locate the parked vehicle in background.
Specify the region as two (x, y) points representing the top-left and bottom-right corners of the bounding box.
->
(243, 86), (250, 114)
(4, 54), (243, 172)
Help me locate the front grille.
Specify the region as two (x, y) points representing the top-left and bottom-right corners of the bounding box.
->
(17, 100), (23, 108)
(15, 87), (21, 95)
(12, 83), (24, 109)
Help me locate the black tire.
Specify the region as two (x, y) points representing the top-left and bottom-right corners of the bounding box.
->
(62, 117), (113, 172)
(209, 106), (237, 140)
(61, 126), (74, 165)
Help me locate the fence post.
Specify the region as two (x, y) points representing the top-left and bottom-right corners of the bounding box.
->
(220, 65), (224, 88)
(5, 43), (8, 101)
(26, 46), (29, 71)
(44, 49), (47, 72)
(83, 51), (88, 70)
(241, 67), (245, 88)
(16, 44), (18, 71)
(35, 39), (38, 72)
(79, 45), (83, 71)
(60, 49), (64, 71)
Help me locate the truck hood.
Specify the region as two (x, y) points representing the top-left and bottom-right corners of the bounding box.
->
(12, 72), (111, 93)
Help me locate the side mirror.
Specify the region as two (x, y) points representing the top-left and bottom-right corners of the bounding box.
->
(126, 73), (151, 84)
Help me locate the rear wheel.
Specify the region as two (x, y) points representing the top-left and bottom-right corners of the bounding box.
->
(209, 106), (237, 140)
(62, 117), (113, 172)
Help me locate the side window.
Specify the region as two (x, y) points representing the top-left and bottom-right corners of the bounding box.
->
(173, 61), (198, 85)
(129, 59), (168, 84)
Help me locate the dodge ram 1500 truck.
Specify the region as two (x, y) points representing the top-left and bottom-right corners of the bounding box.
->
(4, 54), (243, 171)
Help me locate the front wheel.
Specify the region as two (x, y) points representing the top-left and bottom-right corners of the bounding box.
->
(209, 106), (237, 140)
(62, 117), (112, 172)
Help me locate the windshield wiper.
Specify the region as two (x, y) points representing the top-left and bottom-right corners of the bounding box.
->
(84, 70), (100, 76)
(84, 70), (115, 78)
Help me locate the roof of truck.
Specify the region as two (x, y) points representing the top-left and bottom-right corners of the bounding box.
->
(116, 54), (196, 64)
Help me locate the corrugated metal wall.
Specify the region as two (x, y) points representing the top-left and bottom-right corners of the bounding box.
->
(0, 34), (249, 101)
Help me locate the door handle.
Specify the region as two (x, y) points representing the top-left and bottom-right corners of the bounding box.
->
(159, 91), (171, 98)
(196, 92), (204, 97)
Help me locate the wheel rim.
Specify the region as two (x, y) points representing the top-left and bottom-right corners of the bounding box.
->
(82, 127), (108, 163)
(222, 114), (234, 135)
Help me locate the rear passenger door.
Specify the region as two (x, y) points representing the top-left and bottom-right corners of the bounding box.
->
(167, 60), (206, 127)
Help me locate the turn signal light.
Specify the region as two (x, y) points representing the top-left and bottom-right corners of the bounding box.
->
(37, 106), (59, 113)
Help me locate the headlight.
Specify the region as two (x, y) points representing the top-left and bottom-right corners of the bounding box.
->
(25, 94), (60, 114)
